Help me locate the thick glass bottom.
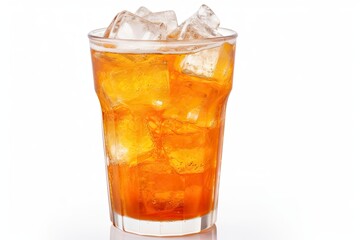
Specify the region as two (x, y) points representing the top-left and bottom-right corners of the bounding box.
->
(112, 210), (217, 236)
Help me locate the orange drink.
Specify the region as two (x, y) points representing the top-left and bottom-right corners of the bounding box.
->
(88, 6), (236, 236)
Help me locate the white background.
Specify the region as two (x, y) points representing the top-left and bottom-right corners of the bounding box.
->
(1, 0), (360, 239)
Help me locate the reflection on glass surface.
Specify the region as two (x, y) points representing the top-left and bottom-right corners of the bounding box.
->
(110, 225), (217, 240)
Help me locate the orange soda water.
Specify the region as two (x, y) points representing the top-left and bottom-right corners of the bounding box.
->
(91, 42), (235, 221)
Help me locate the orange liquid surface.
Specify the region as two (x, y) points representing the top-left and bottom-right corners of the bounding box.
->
(91, 43), (235, 221)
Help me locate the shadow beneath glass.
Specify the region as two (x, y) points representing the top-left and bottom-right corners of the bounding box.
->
(110, 224), (217, 240)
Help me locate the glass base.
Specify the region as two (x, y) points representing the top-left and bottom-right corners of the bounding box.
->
(112, 210), (216, 236)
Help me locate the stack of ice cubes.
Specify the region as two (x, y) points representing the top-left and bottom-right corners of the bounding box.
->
(103, 5), (227, 80)
(104, 4), (221, 40)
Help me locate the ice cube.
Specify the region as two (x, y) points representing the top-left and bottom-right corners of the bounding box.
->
(161, 120), (212, 174)
(103, 108), (154, 165)
(104, 11), (167, 40)
(138, 162), (185, 214)
(196, 4), (220, 29)
(167, 148), (207, 174)
(181, 47), (220, 78)
(135, 7), (178, 36)
(143, 11), (178, 35)
(99, 53), (170, 109)
(143, 190), (184, 215)
(135, 6), (151, 17)
(178, 43), (235, 82)
(163, 73), (226, 127)
(168, 4), (220, 40)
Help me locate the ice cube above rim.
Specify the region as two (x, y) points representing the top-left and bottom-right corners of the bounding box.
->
(102, 5), (222, 41)
(135, 6), (152, 17)
(134, 7), (178, 35)
(104, 11), (167, 40)
(167, 4), (221, 40)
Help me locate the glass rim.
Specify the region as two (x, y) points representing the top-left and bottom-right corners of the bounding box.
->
(88, 27), (237, 45)
(88, 28), (237, 54)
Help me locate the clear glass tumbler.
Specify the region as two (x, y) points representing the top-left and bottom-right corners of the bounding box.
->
(88, 28), (237, 236)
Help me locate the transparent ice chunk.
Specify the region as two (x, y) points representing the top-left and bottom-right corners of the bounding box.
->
(163, 73), (225, 127)
(135, 6), (151, 17)
(181, 47), (220, 78)
(99, 53), (170, 109)
(139, 162), (184, 213)
(196, 4), (220, 29)
(177, 43), (235, 83)
(161, 120), (212, 174)
(168, 4), (220, 40)
(135, 7), (178, 36)
(104, 11), (167, 40)
(103, 108), (154, 165)
(143, 11), (178, 35)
